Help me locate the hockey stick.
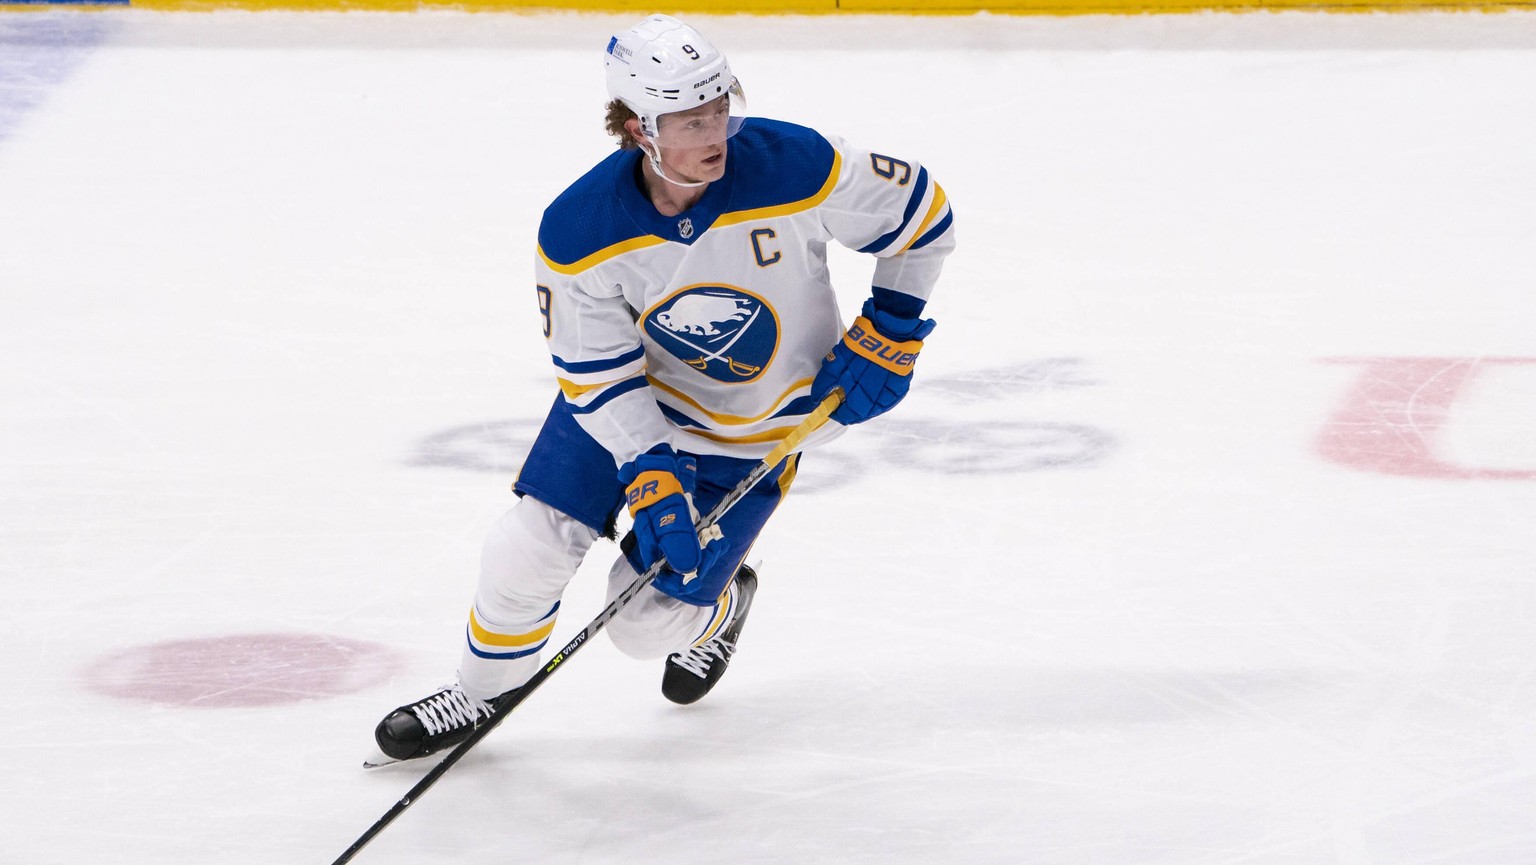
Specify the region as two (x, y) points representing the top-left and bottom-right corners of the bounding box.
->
(330, 387), (842, 865)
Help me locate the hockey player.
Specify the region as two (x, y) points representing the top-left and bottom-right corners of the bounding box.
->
(372, 13), (955, 763)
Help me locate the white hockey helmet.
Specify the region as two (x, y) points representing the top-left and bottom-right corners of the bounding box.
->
(604, 14), (746, 150)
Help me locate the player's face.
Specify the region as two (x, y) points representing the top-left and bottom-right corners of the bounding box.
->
(652, 96), (731, 183)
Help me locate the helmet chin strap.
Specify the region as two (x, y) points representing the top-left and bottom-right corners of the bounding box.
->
(640, 140), (709, 190)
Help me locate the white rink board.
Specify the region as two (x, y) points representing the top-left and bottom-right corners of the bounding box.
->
(2, 11), (1535, 864)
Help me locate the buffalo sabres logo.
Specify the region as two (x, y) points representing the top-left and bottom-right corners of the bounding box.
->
(644, 285), (779, 383)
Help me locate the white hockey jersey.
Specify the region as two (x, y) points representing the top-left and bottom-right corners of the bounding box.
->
(534, 118), (955, 466)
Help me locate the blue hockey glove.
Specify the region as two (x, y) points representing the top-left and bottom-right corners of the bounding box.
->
(812, 297), (937, 426)
(649, 541), (734, 606)
(618, 445), (713, 579)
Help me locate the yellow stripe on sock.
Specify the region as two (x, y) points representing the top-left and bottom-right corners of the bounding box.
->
(468, 608), (557, 648)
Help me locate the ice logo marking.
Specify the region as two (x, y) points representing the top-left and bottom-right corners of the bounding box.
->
(645, 286), (778, 383)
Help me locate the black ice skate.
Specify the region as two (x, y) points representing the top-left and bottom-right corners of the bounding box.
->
(662, 565), (758, 705)
(373, 683), (500, 763)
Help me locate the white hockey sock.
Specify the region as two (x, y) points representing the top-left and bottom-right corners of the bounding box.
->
(457, 603), (555, 701)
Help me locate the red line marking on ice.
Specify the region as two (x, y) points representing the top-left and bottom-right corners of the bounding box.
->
(81, 632), (404, 708)
(1316, 357), (1536, 480)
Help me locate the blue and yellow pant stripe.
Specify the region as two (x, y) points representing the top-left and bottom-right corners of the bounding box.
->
(683, 452), (796, 648)
(466, 602), (560, 660)
(689, 578), (741, 648)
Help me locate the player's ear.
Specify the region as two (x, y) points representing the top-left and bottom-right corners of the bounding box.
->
(625, 117), (652, 152)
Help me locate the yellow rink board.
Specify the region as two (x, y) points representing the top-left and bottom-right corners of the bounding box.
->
(6, 0), (1534, 13)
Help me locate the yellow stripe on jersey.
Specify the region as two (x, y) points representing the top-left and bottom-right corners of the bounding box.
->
(468, 608), (557, 648)
(557, 377), (602, 400)
(682, 422), (810, 447)
(712, 151), (843, 229)
(648, 375), (816, 426)
(538, 235), (668, 276)
(558, 372), (643, 401)
(899, 184), (950, 254)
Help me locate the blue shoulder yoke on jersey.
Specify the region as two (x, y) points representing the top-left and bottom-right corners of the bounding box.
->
(539, 119), (840, 268)
(538, 149), (662, 274)
(712, 118), (839, 226)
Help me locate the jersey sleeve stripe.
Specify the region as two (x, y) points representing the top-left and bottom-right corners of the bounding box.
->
(563, 374), (649, 415)
(538, 235), (667, 276)
(557, 375), (627, 400)
(898, 184), (950, 254)
(711, 150), (843, 229)
(907, 209), (954, 252)
(856, 166), (930, 255)
(551, 345), (646, 376)
(657, 402), (708, 429)
(557, 378), (592, 400)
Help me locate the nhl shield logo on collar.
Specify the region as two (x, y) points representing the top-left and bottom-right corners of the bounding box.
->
(644, 285), (779, 383)
(677, 218), (694, 239)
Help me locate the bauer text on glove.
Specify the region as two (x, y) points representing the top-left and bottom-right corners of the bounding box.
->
(812, 297), (936, 426)
(619, 445), (709, 577)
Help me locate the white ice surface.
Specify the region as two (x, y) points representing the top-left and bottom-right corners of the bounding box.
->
(2, 9), (1535, 864)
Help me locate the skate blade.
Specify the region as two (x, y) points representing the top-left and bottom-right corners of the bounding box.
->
(362, 744), (404, 770)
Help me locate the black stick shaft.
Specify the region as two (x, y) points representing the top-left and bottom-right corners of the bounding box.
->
(330, 389), (841, 864)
